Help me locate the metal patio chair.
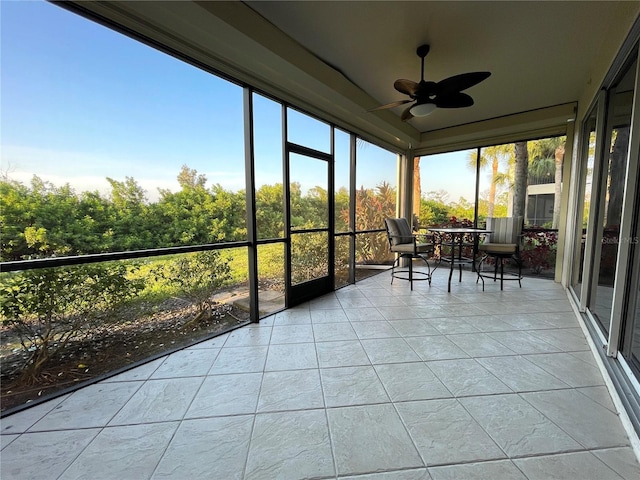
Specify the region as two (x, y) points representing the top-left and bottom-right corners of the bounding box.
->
(384, 217), (436, 290)
(477, 216), (524, 290)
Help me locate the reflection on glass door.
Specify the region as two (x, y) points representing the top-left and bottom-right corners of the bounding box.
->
(287, 150), (332, 305)
(571, 109), (597, 301)
(618, 52), (639, 377)
(589, 57), (636, 334)
(623, 210), (640, 376)
(627, 282), (640, 375)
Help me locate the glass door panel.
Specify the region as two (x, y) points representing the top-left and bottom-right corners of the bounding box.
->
(624, 209), (640, 374)
(289, 153), (328, 230)
(287, 151), (332, 304)
(291, 231), (329, 285)
(590, 57), (636, 333)
(623, 183), (640, 375)
(628, 284), (640, 375)
(571, 109), (597, 301)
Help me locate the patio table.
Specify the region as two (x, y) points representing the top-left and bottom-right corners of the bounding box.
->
(429, 227), (491, 292)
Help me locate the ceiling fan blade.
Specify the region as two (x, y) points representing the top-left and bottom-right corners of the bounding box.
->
(400, 105), (414, 121)
(394, 79), (419, 97)
(436, 72), (491, 95)
(369, 46), (489, 119)
(367, 99), (413, 112)
(435, 92), (474, 108)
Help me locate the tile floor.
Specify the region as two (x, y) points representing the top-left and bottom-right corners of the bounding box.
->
(2, 266), (640, 479)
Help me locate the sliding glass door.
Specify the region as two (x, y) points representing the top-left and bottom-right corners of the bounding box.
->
(586, 56), (636, 335)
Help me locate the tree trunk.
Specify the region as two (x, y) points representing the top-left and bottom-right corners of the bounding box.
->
(488, 158), (498, 218)
(552, 145), (564, 228)
(513, 141), (529, 220)
(606, 127), (629, 227)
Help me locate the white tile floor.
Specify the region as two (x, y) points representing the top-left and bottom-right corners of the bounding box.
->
(2, 266), (640, 479)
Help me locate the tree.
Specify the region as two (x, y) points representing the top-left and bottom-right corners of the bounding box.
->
(76, 190), (117, 253)
(209, 184), (247, 241)
(553, 144), (565, 228)
(513, 141), (529, 220)
(255, 183), (285, 239)
(153, 168), (245, 246)
(304, 185), (330, 229)
(177, 164), (207, 189)
(0, 263), (143, 379)
(154, 187), (216, 245)
(419, 195), (450, 226)
(469, 145), (512, 218)
(152, 250), (232, 322)
(335, 186), (350, 232)
(528, 136), (565, 227)
(606, 128), (629, 227)
(106, 176), (152, 250)
(353, 182), (396, 263)
(413, 157), (421, 221)
(106, 176), (147, 209)
(291, 232), (328, 284)
(1, 178), (35, 260)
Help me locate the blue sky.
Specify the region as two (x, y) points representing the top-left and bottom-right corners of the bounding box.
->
(1, 0), (400, 202)
(2, 0), (245, 199)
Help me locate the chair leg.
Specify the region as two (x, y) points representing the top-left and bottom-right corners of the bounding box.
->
(418, 254), (432, 286)
(390, 258), (394, 285)
(477, 254), (486, 291)
(409, 256), (413, 290)
(500, 258), (504, 290)
(390, 255), (400, 285)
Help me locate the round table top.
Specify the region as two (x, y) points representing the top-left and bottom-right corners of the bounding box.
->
(428, 227), (491, 234)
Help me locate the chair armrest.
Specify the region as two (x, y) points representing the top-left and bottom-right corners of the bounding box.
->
(387, 233), (419, 246)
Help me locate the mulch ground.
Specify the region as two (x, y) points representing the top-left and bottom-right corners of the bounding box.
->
(0, 298), (250, 414)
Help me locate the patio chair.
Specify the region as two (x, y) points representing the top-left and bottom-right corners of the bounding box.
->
(384, 217), (436, 290)
(477, 216), (523, 290)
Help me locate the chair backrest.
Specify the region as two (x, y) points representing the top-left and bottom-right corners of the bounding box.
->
(485, 217), (523, 244)
(384, 218), (414, 246)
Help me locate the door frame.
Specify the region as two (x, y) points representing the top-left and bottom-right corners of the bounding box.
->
(284, 142), (335, 307)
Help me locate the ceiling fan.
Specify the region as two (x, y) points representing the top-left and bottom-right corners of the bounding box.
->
(369, 44), (491, 121)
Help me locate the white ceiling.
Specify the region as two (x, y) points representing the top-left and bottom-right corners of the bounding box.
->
(245, 1), (633, 133)
(68, 1), (639, 151)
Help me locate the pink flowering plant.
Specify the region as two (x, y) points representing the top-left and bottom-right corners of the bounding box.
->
(520, 229), (557, 273)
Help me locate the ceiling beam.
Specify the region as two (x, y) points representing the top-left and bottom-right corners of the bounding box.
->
(416, 103), (577, 155)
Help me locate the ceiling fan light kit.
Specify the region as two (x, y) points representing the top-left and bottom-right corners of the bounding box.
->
(409, 102), (437, 117)
(370, 44), (491, 121)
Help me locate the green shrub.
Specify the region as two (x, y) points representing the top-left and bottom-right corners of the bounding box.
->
(152, 250), (232, 316)
(0, 263), (143, 378)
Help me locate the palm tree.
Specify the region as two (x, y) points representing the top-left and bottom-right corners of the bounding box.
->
(528, 136), (566, 227)
(528, 156), (555, 183)
(513, 141), (529, 221)
(468, 145), (512, 219)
